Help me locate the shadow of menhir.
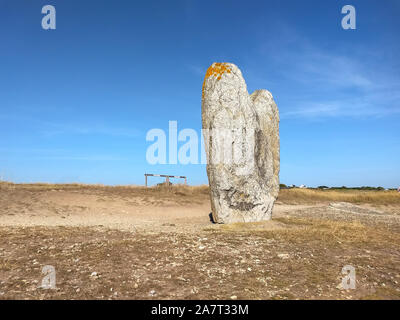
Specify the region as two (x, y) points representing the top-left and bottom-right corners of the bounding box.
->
(209, 212), (216, 224)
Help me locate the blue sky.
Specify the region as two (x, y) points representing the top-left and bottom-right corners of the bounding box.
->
(0, 0), (399, 187)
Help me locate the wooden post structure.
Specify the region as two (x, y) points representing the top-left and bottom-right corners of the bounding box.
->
(145, 173), (187, 187)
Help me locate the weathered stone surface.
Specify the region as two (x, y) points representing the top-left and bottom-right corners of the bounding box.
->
(202, 63), (280, 223)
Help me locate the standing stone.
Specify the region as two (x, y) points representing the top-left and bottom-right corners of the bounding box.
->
(202, 63), (280, 223)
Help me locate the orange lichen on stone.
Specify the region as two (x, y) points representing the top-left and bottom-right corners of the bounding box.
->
(202, 63), (232, 99)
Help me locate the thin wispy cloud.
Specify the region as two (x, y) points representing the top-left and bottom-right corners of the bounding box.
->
(41, 123), (140, 138)
(0, 147), (128, 162)
(35, 155), (127, 161)
(280, 99), (400, 119)
(186, 64), (205, 77)
(281, 103), (340, 118)
(256, 23), (400, 119)
(0, 113), (141, 138)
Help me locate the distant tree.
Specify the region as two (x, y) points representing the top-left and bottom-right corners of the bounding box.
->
(317, 186), (329, 189)
(280, 183), (287, 189)
(360, 186), (378, 190)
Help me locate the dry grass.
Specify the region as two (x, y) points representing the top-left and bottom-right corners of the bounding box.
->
(0, 181), (209, 195)
(270, 217), (399, 246)
(202, 216), (400, 300)
(2, 181), (398, 205)
(277, 188), (400, 205)
(212, 216), (400, 247)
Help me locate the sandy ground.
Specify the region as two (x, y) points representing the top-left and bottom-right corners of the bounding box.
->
(0, 184), (399, 299)
(0, 185), (318, 232)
